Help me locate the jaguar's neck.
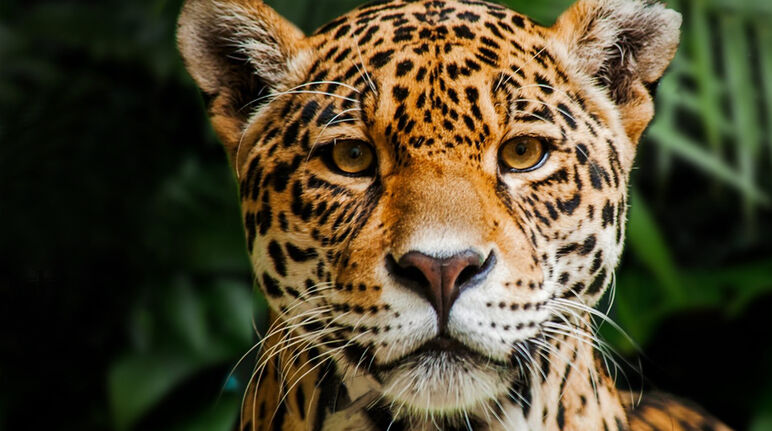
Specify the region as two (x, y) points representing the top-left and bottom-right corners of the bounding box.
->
(511, 324), (629, 431)
(241, 314), (628, 431)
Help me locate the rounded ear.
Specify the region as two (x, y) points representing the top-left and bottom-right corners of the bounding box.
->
(177, 0), (311, 163)
(551, 0), (682, 142)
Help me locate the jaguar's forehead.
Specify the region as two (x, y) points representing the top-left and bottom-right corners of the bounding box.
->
(309, 0), (548, 80)
(286, 0), (577, 168)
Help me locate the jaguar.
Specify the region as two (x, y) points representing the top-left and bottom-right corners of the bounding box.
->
(176, 0), (732, 429)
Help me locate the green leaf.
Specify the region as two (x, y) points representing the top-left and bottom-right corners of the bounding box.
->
(722, 14), (763, 221)
(648, 124), (769, 205)
(210, 279), (256, 347)
(110, 279), (254, 430)
(109, 354), (204, 431)
(608, 258), (772, 352)
(166, 278), (210, 353)
(760, 22), (772, 168)
(686, 259), (772, 315)
(687, 0), (723, 157)
(702, 0), (772, 15)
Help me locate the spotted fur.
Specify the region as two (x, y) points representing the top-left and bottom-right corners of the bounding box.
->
(177, 0), (732, 429)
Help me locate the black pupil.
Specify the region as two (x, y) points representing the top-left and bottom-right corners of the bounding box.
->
(348, 145), (362, 160)
(516, 143), (528, 156)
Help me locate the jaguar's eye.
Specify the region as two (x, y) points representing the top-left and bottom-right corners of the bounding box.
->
(328, 139), (375, 176)
(499, 137), (548, 172)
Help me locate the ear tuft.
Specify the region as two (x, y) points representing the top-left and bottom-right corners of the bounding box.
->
(177, 0), (309, 161)
(553, 0), (682, 104)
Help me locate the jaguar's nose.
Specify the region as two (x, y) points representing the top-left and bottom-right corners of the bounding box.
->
(386, 250), (496, 333)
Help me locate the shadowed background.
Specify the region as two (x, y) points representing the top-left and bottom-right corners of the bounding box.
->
(1, 0), (771, 430)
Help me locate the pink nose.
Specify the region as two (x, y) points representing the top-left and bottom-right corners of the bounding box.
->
(387, 250), (495, 333)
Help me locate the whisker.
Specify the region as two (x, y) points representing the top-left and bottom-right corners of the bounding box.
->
(354, 41), (378, 95)
(496, 45), (547, 91)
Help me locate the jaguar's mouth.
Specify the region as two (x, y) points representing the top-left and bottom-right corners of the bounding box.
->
(374, 335), (516, 414)
(377, 335), (510, 372)
(414, 335), (469, 355)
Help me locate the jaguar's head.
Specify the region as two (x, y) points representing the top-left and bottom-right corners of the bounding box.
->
(178, 0), (680, 419)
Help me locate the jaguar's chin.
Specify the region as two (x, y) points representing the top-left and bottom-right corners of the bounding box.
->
(377, 337), (516, 415)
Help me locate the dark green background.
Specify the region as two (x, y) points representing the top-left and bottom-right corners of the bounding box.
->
(1, 0), (771, 430)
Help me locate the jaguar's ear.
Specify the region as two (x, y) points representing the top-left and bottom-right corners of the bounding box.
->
(177, 0), (311, 163)
(552, 0), (681, 142)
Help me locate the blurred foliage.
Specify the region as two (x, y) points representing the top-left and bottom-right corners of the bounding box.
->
(0, 0), (770, 430)
(109, 278), (253, 430)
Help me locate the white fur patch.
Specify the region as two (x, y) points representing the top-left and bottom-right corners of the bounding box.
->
(379, 352), (513, 415)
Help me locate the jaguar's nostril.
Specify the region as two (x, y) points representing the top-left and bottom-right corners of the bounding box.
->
(456, 264), (481, 288)
(458, 251), (496, 288)
(385, 250), (496, 333)
(385, 254), (431, 289)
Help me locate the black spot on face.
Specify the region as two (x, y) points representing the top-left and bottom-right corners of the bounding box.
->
(369, 49), (395, 68)
(359, 25), (380, 45)
(268, 240), (288, 277)
(258, 191), (272, 235)
(580, 235), (596, 255)
(395, 59), (414, 77)
(457, 10), (480, 22)
(476, 47), (499, 66)
(557, 193), (581, 215)
(334, 47), (352, 63)
(585, 268), (608, 296)
(261, 272), (283, 298)
(286, 243), (319, 262)
(392, 85), (409, 102)
(575, 144), (589, 164)
(590, 250), (603, 273)
(283, 120), (300, 148)
(271, 156), (301, 193)
(300, 101), (320, 126)
(589, 164), (603, 190)
(334, 24), (351, 40)
(534, 73), (553, 94)
(317, 103), (337, 127)
(557, 103), (576, 129)
(557, 400), (566, 429)
(244, 212), (256, 250)
(602, 201), (614, 228)
(393, 25), (417, 43)
(452, 24), (475, 40)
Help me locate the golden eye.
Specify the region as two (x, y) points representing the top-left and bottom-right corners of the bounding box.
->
(499, 137), (548, 172)
(329, 139), (375, 176)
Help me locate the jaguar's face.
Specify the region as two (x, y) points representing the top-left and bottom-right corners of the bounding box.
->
(178, 0), (680, 418)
